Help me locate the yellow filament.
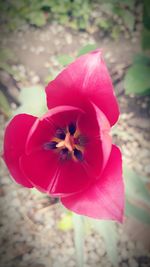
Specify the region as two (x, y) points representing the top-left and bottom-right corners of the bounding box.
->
(56, 133), (74, 152)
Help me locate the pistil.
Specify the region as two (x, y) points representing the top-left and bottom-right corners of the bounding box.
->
(56, 132), (74, 152)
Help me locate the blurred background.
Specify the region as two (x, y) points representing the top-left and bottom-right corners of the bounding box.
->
(0, 1), (150, 267)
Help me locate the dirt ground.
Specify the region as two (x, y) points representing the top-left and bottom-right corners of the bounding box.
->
(0, 21), (150, 267)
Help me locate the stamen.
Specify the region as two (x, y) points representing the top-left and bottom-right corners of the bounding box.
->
(55, 128), (66, 140)
(44, 141), (57, 150)
(68, 122), (76, 135)
(74, 148), (83, 161)
(45, 123), (86, 162)
(74, 135), (88, 146)
(56, 133), (74, 152)
(60, 148), (69, 160)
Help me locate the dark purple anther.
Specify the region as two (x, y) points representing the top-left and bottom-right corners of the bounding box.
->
(55, 128), (66, 140)
(43, 141), (57, 150)
(68, 122), (76, 135)
(60, 148), (69, 160)
(74, 148), (83, 161)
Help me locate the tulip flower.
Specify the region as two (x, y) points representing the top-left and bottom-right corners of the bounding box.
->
(3, 50), (124, 222)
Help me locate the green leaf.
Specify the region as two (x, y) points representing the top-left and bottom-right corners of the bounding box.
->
(133, 54), (150, 65)
(0, 62), (16, 76)
(142, 28), (150, 50)
(57, 55), (74, 66)
(111, 26), (120, 40)
(44, 74), (54, 85)
(121, 0), (135, 8)
(14, 86), (47, 116)
(44, 70), (60, 85)
(0, 90), (11, 117)
(126, 199), (150, 224)
(31, 188), (45, 198)
(98, 19), (112, 30)
(58, 213), (73, 231)
(27, 11), (47, 27)
(143, 0), (150, 30)
(124, 164), (150, 206)
(100, 3), (114, 15)
(73, 214), (84, 267)
(122, 10), (135, 31)
(0, 48), (15, 62)
(91, 219), (118, 266)
(124, 64), (150, 94)
(77, 44), (97, 57)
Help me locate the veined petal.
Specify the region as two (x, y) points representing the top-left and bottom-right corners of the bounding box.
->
(49, 159), (93, 196)
(91, 103), (112, 171)
(3, 114), (37, 187)
(77, 102), (112, 176)
(46, 50), (119, 126)
(20, 149), (58, 193)
(61, 145), (124, 222)
(20, 145), (93, 196)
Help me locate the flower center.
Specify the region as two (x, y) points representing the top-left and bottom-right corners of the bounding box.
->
(44, 122), (85, 161)
(56, 132), (74, 152)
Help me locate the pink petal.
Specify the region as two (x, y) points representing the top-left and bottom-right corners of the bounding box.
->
(20, 146), (93, 196)
(20, 149), (58, 193)
(46, 50), (119, 126)
(91, 103), (112, 171)
(82, 140), (103, 178)
(3, 114), (37, 187)
(78, 102), (112, 173)
(61, 145), (124, 222)
(49, 159), (94, 196)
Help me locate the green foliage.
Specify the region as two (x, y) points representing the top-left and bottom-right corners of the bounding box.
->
(124, 58), (150, 95)
(0, 62), (16, 77)
(121, 9), (135, 31)
(91, 219), (119, 266)
(0, 48), (17, 75)
(124, 0), (150, 95)
(124, 165), (150, 225)
(44, 69), (60, 85)
(111, 26), (121, 40)
(0, 0), (48, 29)
(97, 0), (136, 37)
(14, 86), (47, 116)
(0, 48), (15, 62)
(56, 44), (97, 70)
(31, 188), (45, 198)
(57, 55), (74, 66)
(77, 44), (97, 56)
(58, 213), (73, 231)
(142, 0), (150, 50)
(126, 200), (150, 224)
(0, 0), (138, 34)
(124, 164), (150, 206)
(142, 28), (150, 50)
(97, 18), (112, 31)
(143, 0), (150, 30)
(133, 53), (150, 65)
(0, 0), (91, 31)
(26, 11), (47, 27)
(50, 0), (90, 30)
(73, 214), (84, 267)
(0, 90), (11, 117)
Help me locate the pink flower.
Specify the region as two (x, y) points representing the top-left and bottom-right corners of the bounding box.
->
(3, 50), (124, 222)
